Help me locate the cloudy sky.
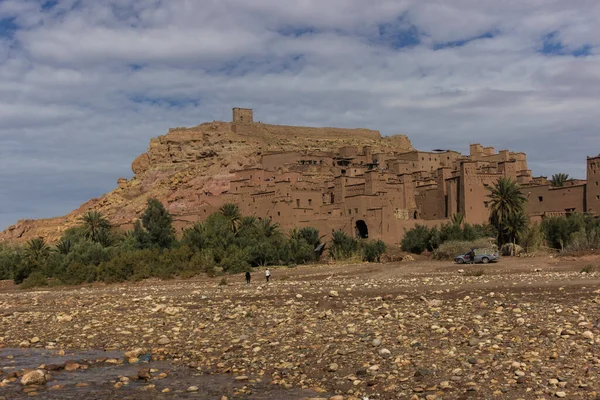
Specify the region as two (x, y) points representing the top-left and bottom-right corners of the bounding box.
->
(1, 0), (599, 230)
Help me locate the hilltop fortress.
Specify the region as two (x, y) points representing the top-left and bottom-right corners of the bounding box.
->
(2, 108), (599, 244)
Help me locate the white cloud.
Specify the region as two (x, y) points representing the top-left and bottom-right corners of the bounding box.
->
(1, 0), (600, 229)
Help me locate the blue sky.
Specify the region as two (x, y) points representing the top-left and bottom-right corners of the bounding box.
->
(0, 0), (599, 230)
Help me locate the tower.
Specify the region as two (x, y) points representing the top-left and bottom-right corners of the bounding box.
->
(586, 154), (600, 214)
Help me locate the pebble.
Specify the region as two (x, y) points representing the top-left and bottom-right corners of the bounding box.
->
(157, 337), (171, 345)
(20, 370), (47, 386)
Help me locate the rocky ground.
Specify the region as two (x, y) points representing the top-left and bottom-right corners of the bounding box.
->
(2, 255), (600, 399)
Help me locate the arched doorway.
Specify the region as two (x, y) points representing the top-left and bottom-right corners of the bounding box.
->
(355, 220), (369, 239)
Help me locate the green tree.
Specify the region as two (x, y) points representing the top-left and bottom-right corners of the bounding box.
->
(54, 239), (73, 255)
(14, 237), (50, 284)
(286, 228), (314, 264)
(79, 210), (111, 243)
(487, 177), (527, 246)
(25, 237), (50, 265)
(550, 173), (569, 187)
(137, 198), (176, 249)
(219, 203), (242, 233)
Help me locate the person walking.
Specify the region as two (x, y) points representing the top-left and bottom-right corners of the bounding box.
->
(245, 271), (251, 285)
(265, 268), (271, 283)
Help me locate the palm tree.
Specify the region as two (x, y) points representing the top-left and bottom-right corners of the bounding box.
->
(450, 213), (464, 227)
(26, 237), (50, 264)
(256, 218), (281, 238)
(79, 210), (111, 243)
(487, 177), (527, 246)
(218, 203), (242, 233)
(505, 211), (528, 255)
(54, 239), (72, 255)
(237, 216), (257, 233)
(550, 173), (569, 187)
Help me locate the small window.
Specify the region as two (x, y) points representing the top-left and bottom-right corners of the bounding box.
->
(355, 208), (358, 214)
(349, 209), (352, 215)
(484, 202), (489, 208)
(308, 199), (312, 206)
(296, 199), (300, 207)
(538, 196), (543, 202)
(277, 211), (281, 216)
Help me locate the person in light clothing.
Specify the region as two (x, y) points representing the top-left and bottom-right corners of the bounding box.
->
(265, 268), (271, 283)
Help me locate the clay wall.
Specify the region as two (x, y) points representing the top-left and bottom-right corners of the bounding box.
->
(291, 190), (322, 210)
(261, 152), (301, 170)
(459, 162), (501, 224)
(339, 146), (358, 158)
(416, 187), (445, 220)
(258, 124), (381, 140)
(524, 185), (586, 216)
(586, 156), (600, 214)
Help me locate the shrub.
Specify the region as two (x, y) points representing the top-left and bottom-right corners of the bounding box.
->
(61, 262), (98, 285)
(362, 240), (387, 262)
(581, 265), (596, 274)
(401, 225), (434, 254)
(218, 246), (250, 273)
(432, 239), (494, 260)
(464, 268), (484, 277)
(520, 223), (544, 253)
(20, 271), (48, 289)
(330, 230), (359, 260)
(0, 244), (25, 281)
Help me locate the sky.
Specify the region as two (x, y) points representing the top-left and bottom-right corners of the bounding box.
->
(1, 0), (599, 230)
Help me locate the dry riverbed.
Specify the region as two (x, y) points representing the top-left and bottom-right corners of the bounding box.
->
(1, 255), (600, 399)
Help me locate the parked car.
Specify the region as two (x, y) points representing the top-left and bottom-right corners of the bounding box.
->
(454, 247), (500, 264)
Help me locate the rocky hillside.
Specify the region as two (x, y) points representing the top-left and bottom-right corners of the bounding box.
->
(0, 121), (413, 244)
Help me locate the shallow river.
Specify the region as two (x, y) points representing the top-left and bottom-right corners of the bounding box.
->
(0, 348), (319, 399)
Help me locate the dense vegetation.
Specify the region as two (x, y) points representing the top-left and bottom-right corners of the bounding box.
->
(400, 218), (496, 255)
(0, 199), (386, 288)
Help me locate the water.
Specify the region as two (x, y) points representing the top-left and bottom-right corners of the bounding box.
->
(0, 349), (322, 399)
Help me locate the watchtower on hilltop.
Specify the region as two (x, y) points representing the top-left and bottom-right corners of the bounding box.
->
(232, 108), (253, 124)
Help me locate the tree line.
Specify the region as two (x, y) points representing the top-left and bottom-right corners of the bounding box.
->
(0, 199), (386, 288)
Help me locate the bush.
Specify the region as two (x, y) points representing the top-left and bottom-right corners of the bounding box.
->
(330, 230), (359, 260)
(464, 268), (484, 277)
(541, 214), (600, 252)
(218, 246), (250, 273)
(20, 271), (48, 289)
(581, 265), (596, 274)
(520, 223), (544, 253)
(61, 262), (98, 285)
(432, 239), (494, 260)
(0, 244), (25, 281)
(402, 222), (496, 255)
(401, 225), (434, 254)
(362, 240), (387, 262)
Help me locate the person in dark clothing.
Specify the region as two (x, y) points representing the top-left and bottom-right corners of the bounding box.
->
(467, 248), (475, 264)
(245, 271), (251, 285)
